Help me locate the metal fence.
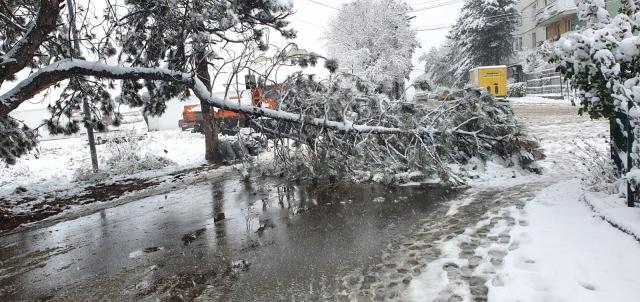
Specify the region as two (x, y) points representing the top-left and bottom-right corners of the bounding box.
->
(525, 68), (572, 97)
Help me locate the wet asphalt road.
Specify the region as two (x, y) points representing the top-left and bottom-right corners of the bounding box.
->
(0, 174), (459, 301)
(0, 101), (605, 301)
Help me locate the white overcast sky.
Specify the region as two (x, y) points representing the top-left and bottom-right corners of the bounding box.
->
(283, 0), (464, 78)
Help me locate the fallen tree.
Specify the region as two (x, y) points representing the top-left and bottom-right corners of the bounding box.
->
(1, 57), (543, 183)
(0, 1), (543, 184)
(254, 74), (543, 184)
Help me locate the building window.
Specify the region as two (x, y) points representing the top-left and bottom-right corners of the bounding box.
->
(514, 37), (523, 51)
(546, 22), (561, 40)
(532, 32), (537, 48)
(516, 15), (523, 27)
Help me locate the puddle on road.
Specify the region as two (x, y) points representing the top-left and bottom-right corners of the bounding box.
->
(0, 175), (460, 301)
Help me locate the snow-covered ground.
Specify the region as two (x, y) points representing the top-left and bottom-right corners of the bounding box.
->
(4, 96), (640, 301)
(490, 180), (640, 302)
(0, 130), (207, 198)
(407, 96), (640, 301)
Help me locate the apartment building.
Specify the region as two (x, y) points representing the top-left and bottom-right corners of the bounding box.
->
(513, 0), (576, 53)
(513, 0), (622, 53)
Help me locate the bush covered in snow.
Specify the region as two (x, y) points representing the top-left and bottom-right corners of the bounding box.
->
(255, 74), (543, 184)
(507, 82), (527, 98)
(520, 43), (555, 74)
(574, 140), (622, 194)
(548, 0), (640, 187)
(74, 137), (176, 182)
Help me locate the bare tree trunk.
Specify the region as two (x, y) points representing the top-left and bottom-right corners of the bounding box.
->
(196, 56), (222, 163)
(67, 0), (98, 172)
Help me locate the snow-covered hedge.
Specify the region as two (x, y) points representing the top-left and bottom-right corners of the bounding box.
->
(574, 140), (621, 194)
(548, 0), (640, 187)
(507, 82), (527, 98)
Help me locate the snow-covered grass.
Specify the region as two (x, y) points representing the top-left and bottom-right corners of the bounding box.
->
(0, 130), (206, 198)
(490, 180), (640, 302)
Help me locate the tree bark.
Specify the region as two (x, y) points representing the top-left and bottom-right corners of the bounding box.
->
(0, 0), (62, 87)
(196, 55), (222, 163)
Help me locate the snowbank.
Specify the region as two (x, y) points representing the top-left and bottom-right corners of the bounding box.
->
(0, 130), (206, 198)
(490, 180), (640, 302)
(582, 191), (640, 241)
(507, 95), (573, 105)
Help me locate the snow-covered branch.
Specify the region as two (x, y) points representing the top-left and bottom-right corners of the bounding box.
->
(0, 60), (193, 115)
(0, 59), (431, 135)
(255, 74), (542, 183)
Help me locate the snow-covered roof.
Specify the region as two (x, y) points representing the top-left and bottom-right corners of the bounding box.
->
(472, 65), (507, 70)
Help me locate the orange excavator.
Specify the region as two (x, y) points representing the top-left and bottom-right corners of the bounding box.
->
(179, 82), (281, 135)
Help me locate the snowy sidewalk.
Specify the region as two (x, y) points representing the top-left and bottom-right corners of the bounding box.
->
(404, 99), (640, 301)
(491, 180), (640, 302)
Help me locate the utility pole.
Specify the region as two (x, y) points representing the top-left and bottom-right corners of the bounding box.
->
(66, 0), (99, 172)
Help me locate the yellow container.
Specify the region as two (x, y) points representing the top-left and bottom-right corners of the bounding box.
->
(469, 65), (508, 97)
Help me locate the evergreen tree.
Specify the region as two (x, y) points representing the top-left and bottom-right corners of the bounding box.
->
(419, 44), (457, 88)
(0, 0), (295, 164)
(110, 0), (295, 162)
(443, 0), (519, 87)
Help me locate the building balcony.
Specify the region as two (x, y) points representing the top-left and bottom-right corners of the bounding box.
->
(535, 0), (577, 26)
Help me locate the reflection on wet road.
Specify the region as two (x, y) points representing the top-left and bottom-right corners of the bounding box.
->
(0, 174), (459, 301)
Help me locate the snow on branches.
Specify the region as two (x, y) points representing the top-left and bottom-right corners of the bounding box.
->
(325, 0), (418, 99)
(0, 0), (297, 164)
(0, 116), (38, 165)
(255, 74), (542, 184)
(548, 0), (640, 181)
(549, 0), (640, 119)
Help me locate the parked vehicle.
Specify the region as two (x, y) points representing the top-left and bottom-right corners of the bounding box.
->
(178, 85), (280, 135)
(468, 65), (508, 97)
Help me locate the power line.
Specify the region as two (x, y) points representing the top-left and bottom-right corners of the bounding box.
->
(413, 11), (524, 32)
(292, 17), (327, 30)
(303, 0), (464, 14)
(410, 0), (460, 9)
(415, 25), (452, 31)
(411, 0), (464, 13)
(305, 0), (340, 11)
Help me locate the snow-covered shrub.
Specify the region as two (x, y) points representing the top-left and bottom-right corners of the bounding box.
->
(256, 73), (543, 184)
(521, 42), (554, 74)
(507, 82), (527, 97)
(548, 1), (640, 185)
(104, 140), (175, 174)
(74, 137), (175, 182)
(574, 140), (621, 194)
